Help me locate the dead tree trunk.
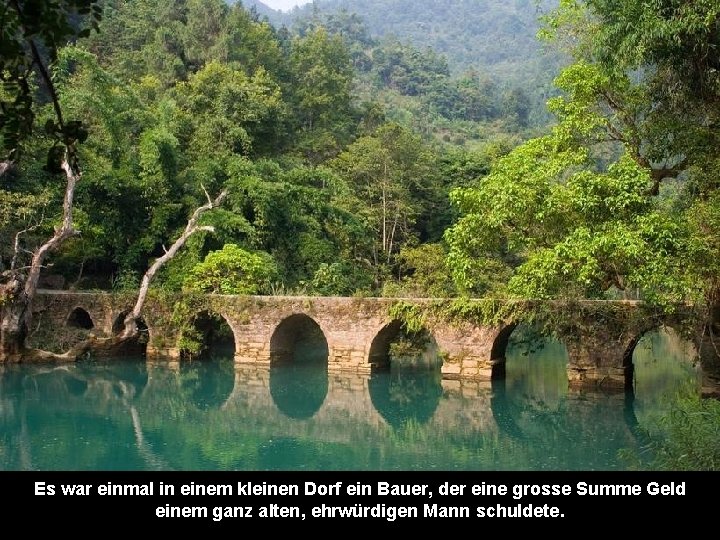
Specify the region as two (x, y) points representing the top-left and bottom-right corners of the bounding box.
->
(0, 276), (26, 360)
(0, 159), (79, 362)
(121, 188), (228, 339)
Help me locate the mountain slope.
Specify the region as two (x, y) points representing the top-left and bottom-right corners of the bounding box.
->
(244, 0), (562, 84)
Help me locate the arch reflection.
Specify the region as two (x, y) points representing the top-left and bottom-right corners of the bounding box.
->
(368, 370), (442, 429)
(269, 314), (328, 419)
(178, 358), (235, 411)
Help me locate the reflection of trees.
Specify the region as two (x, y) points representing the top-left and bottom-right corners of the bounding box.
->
(504, 328), (569, 409)
(0, 367), (33, 469)
(0, 352), (678, 471)
(179, 358), (235, 410)
(0, 360), (161, 470)
(490, 379), (639, 470)
(488, 330), (648, 470)
(369, 371), (442, 429)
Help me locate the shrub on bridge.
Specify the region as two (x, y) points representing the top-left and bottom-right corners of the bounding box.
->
(183, 244), (277, 295)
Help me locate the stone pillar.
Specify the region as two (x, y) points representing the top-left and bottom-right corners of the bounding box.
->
(433, 322), (506, 381)
(235, 344), (271, 366)
(145, 345), (181, 360)
(328, 346), (372, 374)
(144, 324), (181, 361)
(230, 322), (272, 366)
(565, 334), (629, 390)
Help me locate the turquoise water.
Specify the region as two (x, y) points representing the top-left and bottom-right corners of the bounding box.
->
(0, 327), (699, 471)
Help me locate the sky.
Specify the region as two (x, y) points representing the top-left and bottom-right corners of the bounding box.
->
(260, 0), (314, 11)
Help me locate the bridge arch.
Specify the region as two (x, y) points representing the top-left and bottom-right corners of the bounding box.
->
(490, 323), (570, 395)
(367, 320), (441, 372)
(490, 324), (569, 377)
(179, 310), (236, 360)
(489, 323), (518, 378)
(269, 313), (329, 419)
(110, 310), (150, 356)
(269, 313), (329, 365)
(622, 325), (700, 393)
(66, 307), (94, 330)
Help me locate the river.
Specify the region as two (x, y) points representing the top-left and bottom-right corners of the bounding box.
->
(0, 326), (699, 470)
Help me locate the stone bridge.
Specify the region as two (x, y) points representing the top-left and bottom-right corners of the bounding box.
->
(29, 291), (720, 393)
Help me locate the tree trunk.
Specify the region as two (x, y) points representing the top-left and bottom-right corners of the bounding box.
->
(0, 289), (27, 361)
(121, 188), (227, 339)
(0, 159), (79, 362)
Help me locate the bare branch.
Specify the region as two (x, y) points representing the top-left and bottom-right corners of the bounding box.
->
(23, 158), (80, 302)
(10, 213), (45, 271)
(123, 189), (228, 336)
(201, 183), (213, 205)
(12, 230), (25, 272)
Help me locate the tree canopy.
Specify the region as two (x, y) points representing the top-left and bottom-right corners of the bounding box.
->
(446, 0), (720, 308)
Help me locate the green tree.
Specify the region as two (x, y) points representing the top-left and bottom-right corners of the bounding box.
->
(217, 159), (373, 291)
(174, 60), (285, 159)
(385, 243), (456, 298)
(445, 60), (696, 305)
(1, 1), (102, 359)
(184, 243), (277, 295)
(330, 123), (437, 284)
(443, 0), (720, 311)
(540, 0), (720, 306)
(0, 0), (102, 162)
(288, 27), (355, 162)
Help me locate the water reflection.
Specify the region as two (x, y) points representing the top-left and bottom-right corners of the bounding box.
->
(179, 358), (235, 410)
(269, 334), (329, 419)
(0, 360), (151, 470)
(368, 371), (442, 429)
(504, 325), (569, 408)
(492, 325), (571, 441)
(0, 328), (700, 470)
(631, 327), (700, 423)
(270, 362), (328, 419)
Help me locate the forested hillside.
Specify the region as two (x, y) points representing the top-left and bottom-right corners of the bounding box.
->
(245, 0), (567, 130)
(1, 0), (718, 317)
(1, 0), (480, 305)
(249, 0), (560, 78)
